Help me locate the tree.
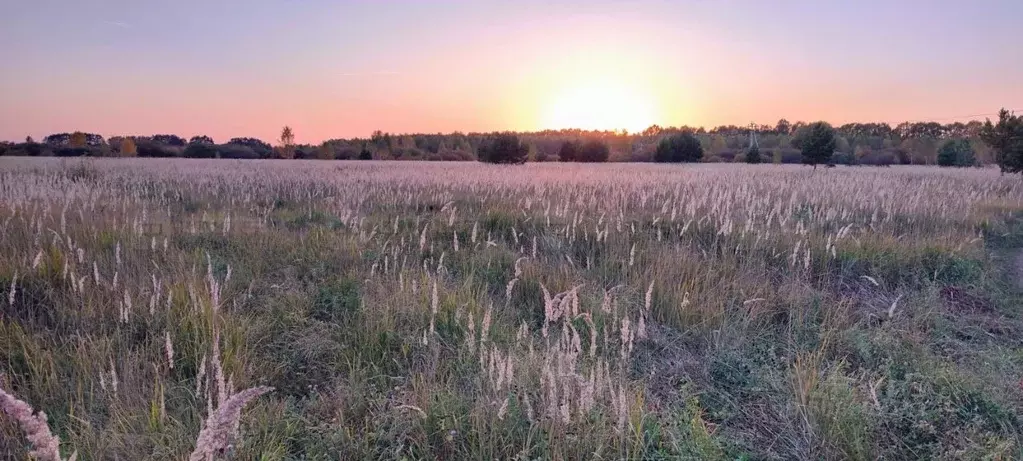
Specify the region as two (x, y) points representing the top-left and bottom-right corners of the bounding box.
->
(577, 140), (610, 162)
(980, 109), (1023, 174)
(937, 139), (975, 167)
(477, 133), (528, 164)
(189, 135), (215, 145)
(25, 136), (34, 144)
(184, 143), (218, 158)
(745, 144), (762, 164)
(227, 138), (272, 158)
(152, 134), (186, 146)
(654, 132), (703, 163)
(775, 119), (792, 135)
(314, 142), (335, 160)
(793, 121), (836, 169)
(276, 126), (296, 159)
(558, 140), (579, 162)
(120, 138), (137, 157)
(70, 132), (87, 148)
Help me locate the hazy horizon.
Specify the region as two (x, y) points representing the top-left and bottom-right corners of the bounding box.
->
(2, 0), (1021, 144)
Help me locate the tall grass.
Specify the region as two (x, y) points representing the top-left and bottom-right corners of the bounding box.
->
(1, 158), (1022, 459)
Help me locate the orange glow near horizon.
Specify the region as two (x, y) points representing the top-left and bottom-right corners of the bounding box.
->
(540, 78), (659, 133)
(1, 2), (1020, 143)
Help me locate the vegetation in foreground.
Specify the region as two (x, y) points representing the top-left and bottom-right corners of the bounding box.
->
(2, 159), (1023, 460)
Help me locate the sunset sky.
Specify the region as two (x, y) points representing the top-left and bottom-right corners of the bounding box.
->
(2, 0), (1021, 144)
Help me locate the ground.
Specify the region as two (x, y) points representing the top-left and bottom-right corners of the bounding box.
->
(1, 158), (1022, 460)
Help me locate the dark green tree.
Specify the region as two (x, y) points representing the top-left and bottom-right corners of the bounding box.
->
(937, 139), (976, 167)
(558, 140), (579, 162)
(793, 121), (837, 169)
(577, 140), (609, 162)
(189, 135), (215, 145)
(980, 109), (1023, 174)
(745, 144), (762, 164)
(152, 134), (186, 146)
(183, 143), (217, 158)
(477, 133), (528, 164)
(654, 132), (703, 163)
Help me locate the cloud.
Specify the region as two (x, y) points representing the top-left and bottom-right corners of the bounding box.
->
(103, 21), (132, 29)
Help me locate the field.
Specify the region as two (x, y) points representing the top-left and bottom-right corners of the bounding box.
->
(2, 158), (1023, 460)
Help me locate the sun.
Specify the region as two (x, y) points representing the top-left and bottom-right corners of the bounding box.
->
(541, 79), (656, 133)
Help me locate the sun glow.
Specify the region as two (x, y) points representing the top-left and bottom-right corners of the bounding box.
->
(541, 79), (657, 133)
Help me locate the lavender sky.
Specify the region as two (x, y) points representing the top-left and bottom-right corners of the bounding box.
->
(2, 0), (1021, 143)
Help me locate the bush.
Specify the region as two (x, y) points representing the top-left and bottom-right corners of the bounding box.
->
(558, 141), (579, 162)
(832, 151), (857, 165)
(3, 142), (44, 157)
(937, 139), (976, 167)
(654, 132), (703, 163)
(577, 140), (610, 162)
(477, 134), (528, 164)
(227, 138), (273, 158)
(54, 147), (91, 157)
(136, 142), (181, 158)
(793, 121), (837, 168)
(184, 143), (218, 159)
(745, 145), (762, 164)
(216, 144), (260, 159)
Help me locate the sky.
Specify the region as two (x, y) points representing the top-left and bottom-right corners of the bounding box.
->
(1, 0), (1021, 144)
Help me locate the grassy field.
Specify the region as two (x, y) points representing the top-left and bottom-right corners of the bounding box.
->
(2, 158), (1023, 460)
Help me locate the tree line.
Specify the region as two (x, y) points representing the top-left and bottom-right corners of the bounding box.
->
(2, 112), (1020, 171)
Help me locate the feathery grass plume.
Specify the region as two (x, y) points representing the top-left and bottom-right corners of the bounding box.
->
(164, 331), (175, 369)
(188, 385), (273, 461)
(7, 271), (15, 305)
(480, 302), (493, 347)
(109, 359), (118, 395)
(195, 354), (207, 395)
(505, 278), (517, 303)
(0, 386), (67, 461)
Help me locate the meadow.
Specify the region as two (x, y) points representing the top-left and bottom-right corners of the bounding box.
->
(2, 158), (1022, 460)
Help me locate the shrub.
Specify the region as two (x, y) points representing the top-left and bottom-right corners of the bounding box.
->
(793, 121), (837, 169)
(745, 145), (761, 164)
(832, 151), (857, 165)
(654, 132), (704, 163)
(216, 144), (260, 159)
(227, 138), (273, 158)
(54, 147), (90, 157)
(4, 142), (44, 157)
(577, 140), (610, 162)
(477, 134), (528, 164)
(937, 139), (976, 167)
(857, 149), (898, 166)
(184, 143), (218, 159)
(558, 141), (579, 162)
(136, 142), (181, 158)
